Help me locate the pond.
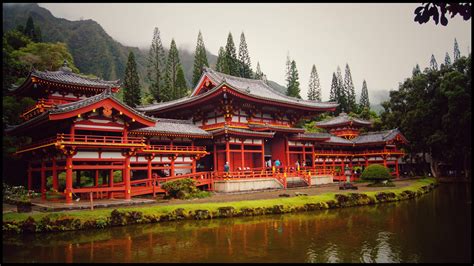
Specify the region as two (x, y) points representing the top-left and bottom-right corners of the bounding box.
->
(2, 183), (471, 263)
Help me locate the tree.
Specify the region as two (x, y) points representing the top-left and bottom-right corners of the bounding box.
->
(286, 60), (301, 98)
(146, 27), (167, 103)
(414, 3), (471, 26)
(163, 39), (183, 101)
(23, 16), (41, 42)
(412, 64), (421, 76)
(307, 64), (321, 101)
(123, 51), (141, 107)
(285, 53), (291, 88)
(335, 66), (347, 113)
(344, 63), (356, 112)
(444, 52), (452, 66)
(454, 38), (461, 61)
(359, 79), (370, 109)
(330, 72), (337, 102)
(254, 61), (264, 80)
(175, 65), (188, 98)
(238, 32), (252, 78)
(215, 47), (227, 73)
(430, 54), (438, 70)
(224, 32), (239, 76)
(192, 30), (209, 87)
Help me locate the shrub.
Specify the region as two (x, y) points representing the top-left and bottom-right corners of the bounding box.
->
(360, 164), (392, 183)
(161, 178), (198, 199)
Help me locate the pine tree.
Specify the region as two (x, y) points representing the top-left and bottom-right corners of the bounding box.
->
(163, 39), (183, 101)
(146, 27), (167, 103)
(330, 72), (337, 102)
(430, 54), (438, 70)
(192, 30), (209, 87)
(24, 16), (41, 42)
(285, 53), (291, 88)
(335, 66), (347, 113)
(453, 38), (461, 61)
(225, 32), (239, 76)
(444, 52), (452, 66)
(215, 47), (227, 73)
(286, 60), (301, 99)
(307, 65), (321, 101)
(412, 64), (421, 76)
(238, 32), (252, 78)
(254, 62), (264, 79)
(359, 79), (370, 110)
(176, 65), (188, 98)
(344, 63), (356, 112)
(123, 51), (141, 107)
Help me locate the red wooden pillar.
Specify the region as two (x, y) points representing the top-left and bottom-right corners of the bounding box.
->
(323, 158), (326, 174)
(170, 156), (175, 177)
(213, 143), (217, 173)
(65, 155), (73, 204)
(191, 141), (196, 173)
(109, 169), (114, 199)
(95, 170), (99, 187)
(261, 141), (265, 170)
(302, 142), (306, 169)
(147, 157), (153, 179)
(225, 139), (231, 171)
(70, 123), (75, 141)
(365, 156), (369, 167)
(27, 162), (32, 191)
(285, 136), (290, 169)
(41, 160), (46, 200)
(395, 158), (400, 178)
(383, 155), (387, 167)
(311, 145), (315, 170)
(241, 139), (245, 169)
(52, 157), (58, 191)
(124, 156), (131, 200)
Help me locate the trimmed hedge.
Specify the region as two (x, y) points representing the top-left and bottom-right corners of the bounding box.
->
(361, 164), (392, 182)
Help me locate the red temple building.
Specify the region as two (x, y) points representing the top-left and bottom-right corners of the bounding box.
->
(7, 64), (407, 203)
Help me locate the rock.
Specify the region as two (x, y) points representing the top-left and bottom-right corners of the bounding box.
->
(217, 207), (235, 218)
(295, 192), (308, 196)
(279, 193), (291, 197)
(194, 209), (210, 220)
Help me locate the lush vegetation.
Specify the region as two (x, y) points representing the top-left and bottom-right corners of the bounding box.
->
(380, 52), (471, 178)
(361, 164), (392, 182)
(161, 178), (211, 200)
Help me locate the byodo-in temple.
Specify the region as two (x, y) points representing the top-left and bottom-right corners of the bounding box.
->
(6, 63), (408, 203)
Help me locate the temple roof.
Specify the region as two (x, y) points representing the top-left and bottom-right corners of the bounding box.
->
(130, 118), (212, 138)
(248, 123), (305, 133)
(209, 126), (275, 138)
(315, 112), (372, 128)
(290, 132), (332, 140)
(137, 67), (338, 113)
(6, 89), (154, 134)
(351, 129), (407, 144)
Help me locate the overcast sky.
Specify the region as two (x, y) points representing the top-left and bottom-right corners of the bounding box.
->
(39, 3), (471, 104)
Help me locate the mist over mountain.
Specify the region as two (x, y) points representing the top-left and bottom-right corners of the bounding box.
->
(3, 3), (286, 93)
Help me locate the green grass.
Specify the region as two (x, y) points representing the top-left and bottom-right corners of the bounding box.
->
(3, 178), (436, 226)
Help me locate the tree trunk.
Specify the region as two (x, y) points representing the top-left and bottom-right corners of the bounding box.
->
(429, 155), (439, 178)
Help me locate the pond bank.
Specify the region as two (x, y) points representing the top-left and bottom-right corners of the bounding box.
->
(2, 178), (437, 234)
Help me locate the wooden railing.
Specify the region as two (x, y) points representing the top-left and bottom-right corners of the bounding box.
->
(59, 134), (145, 145)
(144, 145), (206, 152)
(314, 148), (404, 156)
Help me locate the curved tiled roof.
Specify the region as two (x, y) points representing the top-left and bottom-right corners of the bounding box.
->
(209, 126), (275, 138)
(352, 129), (405, 144)
(131, 118), (212, 138)
(248, 123), (305, 133)
(316, 112), (372, 128)
(31, 67), (120, 88)
(136, 67), (338, 112)
(291, 132), (332, 140)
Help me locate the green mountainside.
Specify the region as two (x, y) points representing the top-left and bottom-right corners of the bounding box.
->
(3, 3), (286, 94)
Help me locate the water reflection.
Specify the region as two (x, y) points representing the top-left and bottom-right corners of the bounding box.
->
(3, 183), (471, 263)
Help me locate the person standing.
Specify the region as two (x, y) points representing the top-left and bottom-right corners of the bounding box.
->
(275, 159), (281, 173)
(224, 161), (230, 173)
(295, 160), (300, 172)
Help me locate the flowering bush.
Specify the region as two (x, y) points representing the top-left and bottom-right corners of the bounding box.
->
(3, 182), (39, 205)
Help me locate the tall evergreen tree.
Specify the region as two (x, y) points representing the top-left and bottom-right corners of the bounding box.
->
(192, 30), (209, 87)
(430, 54), (438, 70)
(344, 63), (356, 112)
(285, 53), (291, 88)
(123, 51), (141, 107)
(238, 32), (252, 78)
(215, 47), (227, 73)
(454, 38), (461, 61)
(146, 27), (167, 103)
(176, 65), (188, 98)
(335, 66), (347, 112)
(359, 79), (370, 110)
(286, 60), (301, 99)
(444, 52), (452, 66)
(307, 64), (321, 101)
(164, 39), (182, 101)
(330, 72), (337, 102)
(23, 15), (41, 42)
(412, 64), (421, 76)
(225, 32), (239, 76)
(254, 62), (264, 79)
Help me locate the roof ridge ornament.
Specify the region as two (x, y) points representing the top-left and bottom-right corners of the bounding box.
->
(59, 59), (72, 73)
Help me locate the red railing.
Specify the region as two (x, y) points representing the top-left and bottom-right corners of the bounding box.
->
(145, 145), (206, 152)
(58, 134), (145, 145)
(315, 148), (404, 156)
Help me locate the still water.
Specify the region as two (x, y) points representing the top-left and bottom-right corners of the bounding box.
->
(3, 183), (471, 263)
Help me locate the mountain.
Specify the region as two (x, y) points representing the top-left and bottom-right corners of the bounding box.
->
(2, 3), (284, 94)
